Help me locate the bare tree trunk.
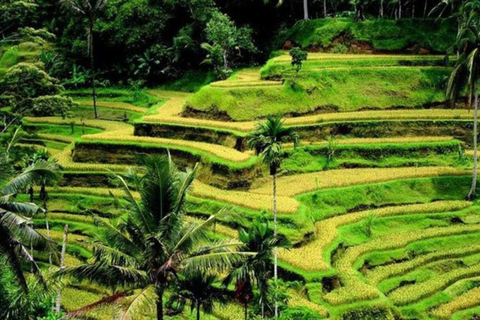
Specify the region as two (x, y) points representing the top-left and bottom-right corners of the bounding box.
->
(399, 0), (402, 18)
(89, 21), (98, 119)
(244, 300), (248, 320)
(56, 224), (69, 313)
(197, 301), (201, 320)
(412, 2), (415, 18)
(323, 0), (327, 17)
(156, 286), (164, 320)
(223, 49), (228, 70)
(469, 91), (479, 200)
(303, 0), (309, 20)
(423, 0), (428, 18)
(273, 172), (278, 319)
(380, 0), (384, 17)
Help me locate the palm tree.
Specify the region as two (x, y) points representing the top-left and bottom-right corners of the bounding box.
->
(446, 0), (480, 199)
(0, 129), (59, 292)
(60, 156), (247, 320)
(247, 116), (298, 318)
(60, 0), (107, 119)
(167, 271), (230, 320)
(224, 217), (290, 319)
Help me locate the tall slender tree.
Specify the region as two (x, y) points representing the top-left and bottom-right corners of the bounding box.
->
(0, 129), (59, 291)
(168, 271), (229, 320)
(446, 0), (480, 199)
(224, 217), (290, 319)
(60, 0), (107, 119)
(247, 116), (298, 318)
(60, 156), (247, 320)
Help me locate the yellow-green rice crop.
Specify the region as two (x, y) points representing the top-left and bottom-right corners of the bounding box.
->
(54, 146), (132, 172)
(191, 181), (299, 214)
(84, 128), (251, 162)
(324, 224), (480, 306)
(75, 99), (148, 113)
(389, 263), (480, 305)
(279, 201), (471, 272)
(252, 167), (469, 197)
(366, 245), (480, 285)
(288, 289), (329, 317)
(430, 287), (480, 319)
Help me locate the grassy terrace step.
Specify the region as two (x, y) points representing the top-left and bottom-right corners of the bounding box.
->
(139, 109), (474, 142)
(366, 245), (480, 286)
(251, 167), (469, 197)
(74, 99), (148, 113)
(388, 263), (480, 306)
(261, 53), (450, 79)
(186, 67), (450, 120)
(279, 201), (471, 273)
(54, 146), (133, 172)
(432, 287), (480, 319)
(324, 224), (480, 306)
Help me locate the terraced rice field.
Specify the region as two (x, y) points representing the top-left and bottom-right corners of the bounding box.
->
(18, 53), (480, 319)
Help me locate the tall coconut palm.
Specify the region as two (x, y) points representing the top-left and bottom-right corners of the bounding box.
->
(60, 156), (247, 320)
(167, 271), (230, 320)
(224, 217), (290, 319)
(247, 116), (298, 318)
(60, 0), (107, 119)
(0, 129), (59, 291)
(446, 0), (480, 199)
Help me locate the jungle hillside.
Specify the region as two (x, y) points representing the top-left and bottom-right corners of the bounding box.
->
(3, 0), (480, 320)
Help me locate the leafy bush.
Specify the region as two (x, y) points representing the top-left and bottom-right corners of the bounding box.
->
(31, 95), (75, 117)
(0, 47), (19, 69)
(0, 63), (63, 112)
(17, 27), (56, 44)
(341, 307), (393, 320)
(284, 18), (456, 53)
(280, 306), (324, 320)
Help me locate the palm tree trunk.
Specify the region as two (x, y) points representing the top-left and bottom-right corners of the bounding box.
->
(89, 21), (98, 119)
(303, 0), (309, 20)
(46, 214), (51, 265)
(223, 49), (228, 70)
(56, 224), (69, 313)
(244, 300), (248, 320)
(156, 286), (164, 320)
(197, 301), (201, 320)
(469, 91), (479, 200)
(273, 172), (278, 319)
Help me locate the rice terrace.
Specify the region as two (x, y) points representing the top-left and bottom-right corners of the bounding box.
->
(5, 0), (480, 319)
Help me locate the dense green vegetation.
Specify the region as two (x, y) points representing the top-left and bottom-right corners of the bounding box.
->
(5, 0), (480, 319)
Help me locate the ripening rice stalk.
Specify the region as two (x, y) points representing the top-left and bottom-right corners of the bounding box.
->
(278, 201), (471, 272)
(191, 181), (299, 214)
(83, 129), (251, 162)
(324, 223), (480, 306)
(367, 245), (480, 285)
(431, 287), (480, 319)
(252, 167), (469, 197)
(75, 99), (148, 113)
(389, 264), (480, 305)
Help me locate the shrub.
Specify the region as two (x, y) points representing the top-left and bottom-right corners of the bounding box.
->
(280, 306), (324, 320)
(0, 62), (63, 112)
(341, 307), (393, 320)
(17, 27), (56, 44)
(0, 47), (19, 69)
(31, 95), (75, 117)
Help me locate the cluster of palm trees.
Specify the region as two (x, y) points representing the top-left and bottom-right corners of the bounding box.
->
(0, 116), (298, 319)
(446, 0), (480, 199)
